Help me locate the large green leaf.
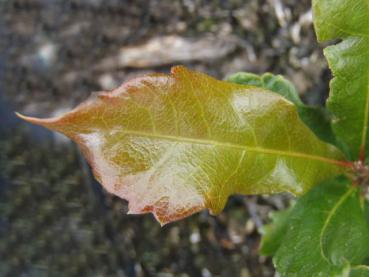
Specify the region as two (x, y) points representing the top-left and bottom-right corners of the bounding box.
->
(313, 0), (369, 160)
(274, 177), (369, 276)
(17, 66), (347, 225)
(227, 72), (341, 148)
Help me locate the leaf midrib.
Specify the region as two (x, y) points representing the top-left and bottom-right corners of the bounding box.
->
(352, 265), (369, 271)
(120, 129), (347, 167)
(324, 22), (369, 39)
(319, 187), (356, 263)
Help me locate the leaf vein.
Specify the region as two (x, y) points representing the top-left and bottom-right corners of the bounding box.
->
(319, 187), (356, 263)
(120, 129), (348, 167)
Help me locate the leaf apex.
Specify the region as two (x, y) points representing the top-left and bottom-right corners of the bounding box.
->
(16, 112), (57, 129)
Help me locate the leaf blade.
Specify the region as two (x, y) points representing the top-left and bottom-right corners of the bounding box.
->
(226, 72), (341, 148)
(313, 0), (369, 160)
(17, 66), (347, 224)
(273, 177), (369, 276)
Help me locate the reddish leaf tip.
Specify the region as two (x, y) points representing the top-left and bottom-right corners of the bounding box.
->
(16, 112), (43, 125)
(16, 112), (60, 130)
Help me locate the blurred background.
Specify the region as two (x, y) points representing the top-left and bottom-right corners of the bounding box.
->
(0, 0), (331, 276)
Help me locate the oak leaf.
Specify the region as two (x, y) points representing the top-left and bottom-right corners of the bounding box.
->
(17, 66), (347, 225)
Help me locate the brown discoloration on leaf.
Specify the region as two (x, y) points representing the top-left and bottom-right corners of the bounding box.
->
(17, 66), (346, 225)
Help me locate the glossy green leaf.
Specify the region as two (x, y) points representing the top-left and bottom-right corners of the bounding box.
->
(274, 177), (369, 276)
(227, 72), (340, 147)
(259, 207), (292, 256)
(17, 66), (347, 225)
(313, 0), (369, 160)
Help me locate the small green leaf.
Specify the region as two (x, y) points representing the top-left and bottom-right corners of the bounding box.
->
(313, 0), (369, 160)
(259, 207), (292, 256)
(226, 72), (302, 105)
(17, 66), (347, 225)
(227, 72), (339, 147)
(274, 177), (369, 276)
